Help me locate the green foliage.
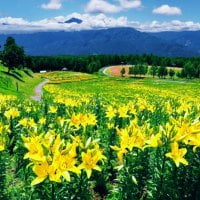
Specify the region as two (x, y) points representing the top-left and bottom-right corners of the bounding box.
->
(150, 65), (158, 78)
(129, 64), (148, 77)
(23, 54), (200, 78)
(129, 65), (139, 77)
(0, 70), (200, 200)
(120, 67), (125, 77)
(0, 65), (42, 97)
(1, 37), (25, 73)
(87, 60), (101, 73)
(138, 64), (148, 77)
(158, 66), (168, 79)
(169, 69), (175, 79)
(0, 151), (8, 199)
(183, 62), (195, 79)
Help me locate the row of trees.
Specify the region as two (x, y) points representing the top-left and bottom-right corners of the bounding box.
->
(120, 65), (176, 79)
(29, 55), (200, 79)
(28, 55), (200, 73)
(129, 64), (148, 77)
(0, 36), (200, 79)
(121, 63), (200, 79)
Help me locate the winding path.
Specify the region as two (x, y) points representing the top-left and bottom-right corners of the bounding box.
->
(31, 79), (49, 101)
(102, 65), (129, 77)
(102, 66), (113, 76)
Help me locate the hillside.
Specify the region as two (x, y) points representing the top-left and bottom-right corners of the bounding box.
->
(0, 65), (42, 97)
(0, 28), (198, 57)
(150, 31), (200, 55)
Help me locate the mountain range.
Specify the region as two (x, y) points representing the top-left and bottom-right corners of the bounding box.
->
(0, 26), (199, 57)
(150, 31), (200, 55)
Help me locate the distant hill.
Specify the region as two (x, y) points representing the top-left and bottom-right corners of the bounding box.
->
(64, 17), (83, 24)
(0, 27), (199, 57)
(150, 31), (200, 55)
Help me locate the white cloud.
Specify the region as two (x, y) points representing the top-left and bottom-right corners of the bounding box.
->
(85, 0), (142, 14)
(0, 17), (29, 25)
(153, 4), (182, 16)
(136, 20), (200, 32)
(119, 0), (141, 9)
(41, 0), (62, 10)
(85, 0), (121, 14)
(0, 13), (129, 33)
(0, 13), (200, 33)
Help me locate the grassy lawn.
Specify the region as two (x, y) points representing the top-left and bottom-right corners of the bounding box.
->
(0, 65), (42, 97)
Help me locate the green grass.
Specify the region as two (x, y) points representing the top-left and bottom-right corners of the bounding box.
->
(0, 65), (42, 97)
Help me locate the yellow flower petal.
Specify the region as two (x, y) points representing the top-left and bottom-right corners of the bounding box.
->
(86, 169), (92, 179)
(31, 177), (46, 186)
(62, 171), (71, 182)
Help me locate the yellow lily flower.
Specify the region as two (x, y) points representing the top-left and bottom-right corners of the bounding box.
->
(79, 145), (106, 178)
(49, 106), (57, 114)
(106, 106), (116, 120)
(118, 105), (129, 118)
(31, 161), (49, 186)
(23, 135), (46, 162)
(187, 133), (200, 152)
(165, 142), (188, 167)
(4, 107), (20, 119)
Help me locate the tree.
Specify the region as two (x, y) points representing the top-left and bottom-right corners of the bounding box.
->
(137, 64), (148, 77)
(132, 65), (139, 77)
(142, 64), (148, 77)
(120, 67), (126, 77)
(2, 37), (25, 73)
(196, 64), (200, 78)
(183, 62), (195, 79)
(138, 64), (144, 77)
(150, 66), (157, 78)
(129, 66), (134, 75)
(24, 56), (34, 70)
(169, 69), (175, 79)
(86, 60), (101, 73)
(158, 66), (168, 79)
(194, 62), (200, 78)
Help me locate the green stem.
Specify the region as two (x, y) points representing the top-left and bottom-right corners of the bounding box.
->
(9, 117), (15, 155)
(52, 183), (55, 200)
(158, 151), (167, 200)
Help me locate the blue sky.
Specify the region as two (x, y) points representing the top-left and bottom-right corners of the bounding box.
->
(0, 0), (199, 32)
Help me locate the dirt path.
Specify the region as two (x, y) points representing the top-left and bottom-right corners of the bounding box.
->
(102, 66), (114, 76)
(31, 79), (49, 101)
(102, 65), (130, 77)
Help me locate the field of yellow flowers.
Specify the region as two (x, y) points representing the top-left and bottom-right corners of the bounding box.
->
(0, 71), (200, 199)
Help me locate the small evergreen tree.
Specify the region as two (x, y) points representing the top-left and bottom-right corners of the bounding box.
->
(183, 62), (195, 79)
(132, 65), (139, 77)
(24, 56), (34, 70)
(150, 66), (157, 78)
(120, 67), (126, 77)
(158, 66), (168, 79)
(195, 63), (200, 78)
(169, 69), (175, 79)
(128, 66), (134, 75)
